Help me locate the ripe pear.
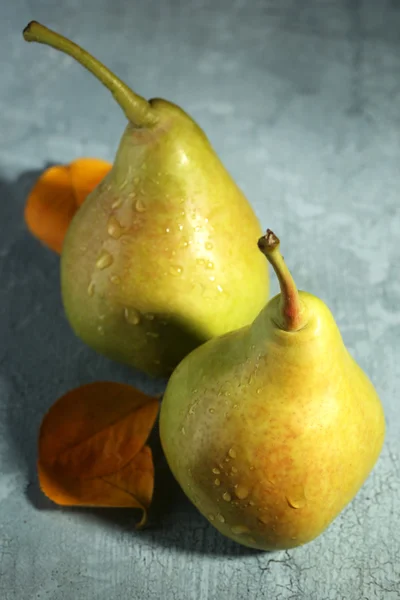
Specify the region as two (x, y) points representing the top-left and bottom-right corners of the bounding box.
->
(160, 230), (385, 550)
(23, 22), (269, 377)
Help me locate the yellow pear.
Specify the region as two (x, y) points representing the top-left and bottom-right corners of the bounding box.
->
(23, 22), (269, 377)
(160, 229), (385, 549)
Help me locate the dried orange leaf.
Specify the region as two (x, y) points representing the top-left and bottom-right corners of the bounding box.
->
(38, 446), (154, 528)
(25, 157), (112, 253)
(24, 164), (76, 254)
(69, 157), (112, 206)
(38, 382), (159, 526)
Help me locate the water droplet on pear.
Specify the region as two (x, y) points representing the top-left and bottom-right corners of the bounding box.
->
(235, 485), (249, 500)
(135, 198), (146, 212)
(111, 198), (122, 209)
(96, 250), (113, 270)
(107, 216), (124, 239)
(286, 490), (306, 509)
(124, 307), (140, 325)
(169, 265), (183, 276)
(231, 525), (250, 535)
(87, 281), (95, 297)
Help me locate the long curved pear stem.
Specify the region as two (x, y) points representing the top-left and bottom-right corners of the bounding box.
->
(23, 21), (158, 128)
(258, 230), (307, 332)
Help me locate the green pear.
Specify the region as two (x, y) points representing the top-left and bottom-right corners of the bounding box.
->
(23, 22), (269, 377)
(160, 229), (385, 550)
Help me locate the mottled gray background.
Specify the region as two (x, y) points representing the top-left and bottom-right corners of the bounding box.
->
(1, 1), (399, 598)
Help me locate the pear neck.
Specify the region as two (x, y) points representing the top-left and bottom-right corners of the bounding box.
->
(23, 21), (158, 128)
(258, 230), (308, 332)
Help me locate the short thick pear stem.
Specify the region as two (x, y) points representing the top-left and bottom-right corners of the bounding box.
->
(23, 21), (158, 128)
(258, 230), (307, 332)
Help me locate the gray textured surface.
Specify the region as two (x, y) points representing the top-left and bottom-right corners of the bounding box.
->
(1, 1), (399, 598)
